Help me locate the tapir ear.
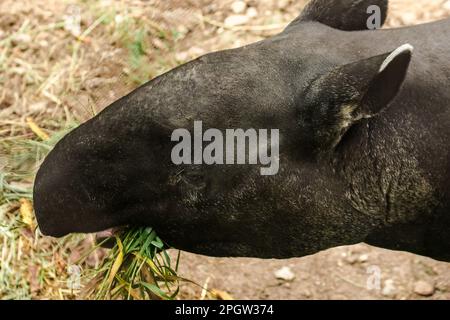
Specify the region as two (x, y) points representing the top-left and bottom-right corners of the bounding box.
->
(300, 44), (413, 152)
(288, 0), (388, 31)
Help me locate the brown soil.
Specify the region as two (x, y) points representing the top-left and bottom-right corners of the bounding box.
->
(175, 244), (450, 300)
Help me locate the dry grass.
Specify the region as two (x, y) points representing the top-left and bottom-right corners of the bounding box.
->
(0, 0), (197, 299)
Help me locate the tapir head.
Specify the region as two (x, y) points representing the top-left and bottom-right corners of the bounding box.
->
(34, 0), (414, 258)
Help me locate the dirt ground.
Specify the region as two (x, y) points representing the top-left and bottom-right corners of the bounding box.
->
(175, 244), (450, 300)
(1, 0), (449, 300)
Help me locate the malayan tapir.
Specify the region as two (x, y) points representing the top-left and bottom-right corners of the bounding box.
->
(34, 0), (450, 262)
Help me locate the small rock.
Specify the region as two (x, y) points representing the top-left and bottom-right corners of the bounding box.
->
(345, 254), (358, 264)
(274, 266), (296, 281)
(231, 1), (247, 14)
(246, 7), (258, 18)
(413, 280), (435, 297)
(358, 254), (369, 263)
(224, 14), (249, 27)
(301, 289), (312, 298)
(382, 279), (396, 297)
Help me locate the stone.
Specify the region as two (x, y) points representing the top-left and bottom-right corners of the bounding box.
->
(231, 1), (247, 14)
(358, 254), (369, 263)
(382, 279), (396, 297)
(413, 280), (435, 296)
(274, 266), (296, 281)
(246, 7), (258, 18)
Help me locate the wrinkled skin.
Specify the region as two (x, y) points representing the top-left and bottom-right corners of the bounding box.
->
(34, 0), (450, 261)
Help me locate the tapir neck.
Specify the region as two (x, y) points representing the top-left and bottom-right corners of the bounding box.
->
(333, 115), (447, 260)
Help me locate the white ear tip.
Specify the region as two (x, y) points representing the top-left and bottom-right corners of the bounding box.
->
(379, 44), (414, 72)
(399, 43), (414, 53)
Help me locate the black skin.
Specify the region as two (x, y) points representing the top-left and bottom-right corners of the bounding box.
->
(34, 0), (450, 262)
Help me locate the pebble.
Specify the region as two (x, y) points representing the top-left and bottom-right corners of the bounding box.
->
(274, 266), (296, 281)
(358, 254), (369, 263)
(224, 14), (249, 27)
(301, 289), (312, 298)
(382, 279), (396, 297)
(413, 280), (435, 297)
(246, 7), (258, 18)
(231, 1), (247, 14)
(345, 254), (358, 264)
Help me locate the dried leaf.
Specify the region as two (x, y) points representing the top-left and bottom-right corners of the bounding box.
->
(19, 198), (35, 228)
(26, 117), (50, 140)
(107, 237), (124, 284)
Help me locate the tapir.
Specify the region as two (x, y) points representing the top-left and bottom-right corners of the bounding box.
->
(34, 0), (450, 262)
